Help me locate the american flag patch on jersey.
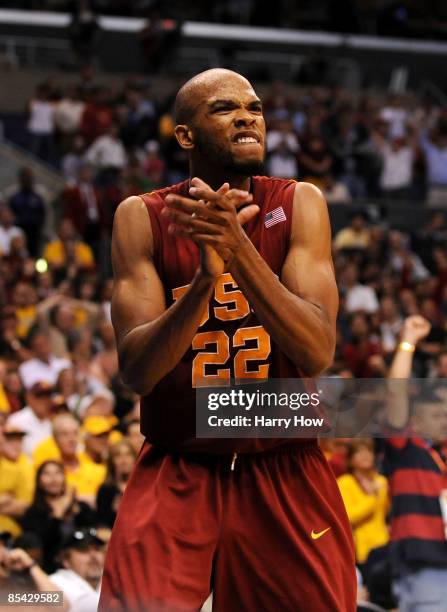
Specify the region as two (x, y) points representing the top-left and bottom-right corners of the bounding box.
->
(264, 206), (286, 228)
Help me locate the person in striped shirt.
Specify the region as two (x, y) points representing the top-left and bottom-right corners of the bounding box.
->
(385, 314), (447, 611)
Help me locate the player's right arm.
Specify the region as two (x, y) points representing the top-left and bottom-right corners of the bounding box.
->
(111, 196), (219, 396)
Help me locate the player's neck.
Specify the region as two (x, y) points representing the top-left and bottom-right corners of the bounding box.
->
(189, 163), (251, 192)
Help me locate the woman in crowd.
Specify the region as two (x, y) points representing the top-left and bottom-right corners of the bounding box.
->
(337, 439), (389, 575)
(20, 460), (95, 573)
(95, 439), (136, 528)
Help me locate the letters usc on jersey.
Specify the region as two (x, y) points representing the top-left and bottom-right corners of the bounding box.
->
(140, 176), (314, 453)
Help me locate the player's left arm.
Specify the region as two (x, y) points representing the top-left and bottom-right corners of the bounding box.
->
(229, 182), (338, 377)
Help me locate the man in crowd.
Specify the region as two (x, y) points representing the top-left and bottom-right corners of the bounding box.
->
(386, 315), (447, 611)
(0, 420), (34, 537)
(18, 327), (71, 391)
(33, 414), (106, 506)
(50, 528), (105, 612)
(7, 382), (54, 456)
(7, 167), (47, 257)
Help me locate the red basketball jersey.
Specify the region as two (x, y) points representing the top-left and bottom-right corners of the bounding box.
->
(140, 176), (314, 453)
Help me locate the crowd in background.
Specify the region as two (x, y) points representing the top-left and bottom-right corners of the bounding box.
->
(0, 69), (446, 611)
(5, 0), (447, 39)
(19, 73), (447, 208)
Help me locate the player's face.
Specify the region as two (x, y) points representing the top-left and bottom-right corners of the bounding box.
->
(192, 77), (266, 175)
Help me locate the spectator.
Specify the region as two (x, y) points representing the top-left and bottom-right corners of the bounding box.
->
(0, 206), (24, 257)
(37, 297), (77, 360)
(43, 219), (95, 274)
(26, 84), (55, 163)
(420, 119), (447, 206)
(8, 167), (47, 257)
(95, 439), (136, 528)
(327, 106), (367, 198)
(0, 544), (70, 609)
(374, 133), (415, 199)
(142, 140), (166, 187)
(0, 421), (34, 538)
(18, 327), (71, 391)
(13, 532), (44, 568)
(298, 135), (333, 184)
(334, 212), (370, 252)
(380, 95), (409, 140)
(388, 230), (430, 285)
(7, 382), (54, 457)
(341, 313), (381, 378)
(32, 414), (106, 506)
(0, 307), (28, 363)
(61, 135), (87, 184)
(340, 263), (379, 314)
(385, 314), (447, 610)
(55, 368), (85, 414)
(49, 527), (105, 611)
(78, 391), (115, 420)
(337, 439), (389, 569)
(84, 123), (127, 186)
(379, 297), (403, 356)
(4, 238), (32, 295)
(61, 165), (109, 257)
(80, 415), (114, 466)
(21, 461), (95, 573)
(10, 282), (37, 341)
(80, 87), (113, 144)
(414, 298), (447, 376)
(266, 114), (299, 179)
(2, 368), (25, 414)
(434, 350), (447, 379)
(320, 173), (352, 204)
(54, 86), (85, 141)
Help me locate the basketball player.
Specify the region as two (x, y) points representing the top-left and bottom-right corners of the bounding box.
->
(99, 69), (356, 611)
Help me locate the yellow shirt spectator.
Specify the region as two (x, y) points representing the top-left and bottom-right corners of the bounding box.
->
(0, 452), (34, 536)
(33, 436), (60, 468)
(338, 471), (389, 564)
(33, 435), (106, 499)
(15, 305), (37, 339)
(65, 457), (106, 499)
(43, 240), (94, 269)
(334, 227), (370, 250)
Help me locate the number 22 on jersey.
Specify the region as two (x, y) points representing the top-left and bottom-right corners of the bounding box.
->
(172, 273), (271, 387)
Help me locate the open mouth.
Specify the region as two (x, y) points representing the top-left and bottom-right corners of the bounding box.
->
(233, 132), (260, 145)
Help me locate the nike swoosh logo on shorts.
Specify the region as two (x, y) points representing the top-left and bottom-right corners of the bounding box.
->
(311, 527), (331, 540)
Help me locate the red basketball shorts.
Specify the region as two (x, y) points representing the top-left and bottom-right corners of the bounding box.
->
(99, 440), (356, 611)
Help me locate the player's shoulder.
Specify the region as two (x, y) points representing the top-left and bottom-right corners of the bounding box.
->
(114, 195), (148, 224)
(254, 176), (324, 201)
(293, 181), (325, 202)
(113, 181), (178, 221)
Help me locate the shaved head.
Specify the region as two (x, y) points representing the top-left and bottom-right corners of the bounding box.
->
(174, 68), (266, 178)
(175, 69), (253, 125)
